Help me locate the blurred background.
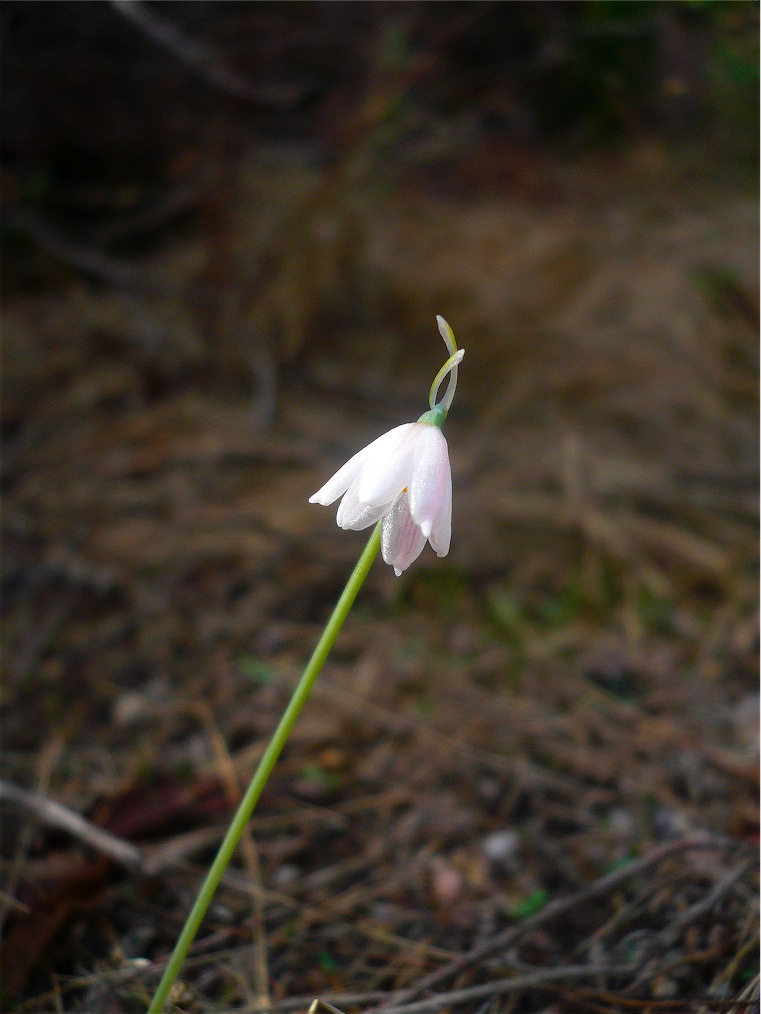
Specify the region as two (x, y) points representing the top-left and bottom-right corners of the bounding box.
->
(2, 2), (759, 1010)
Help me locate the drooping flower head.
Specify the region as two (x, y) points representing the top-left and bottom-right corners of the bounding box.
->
(310, 317), (464, 575)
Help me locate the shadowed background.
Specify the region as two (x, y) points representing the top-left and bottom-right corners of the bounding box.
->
(2, 3), (758, 1011)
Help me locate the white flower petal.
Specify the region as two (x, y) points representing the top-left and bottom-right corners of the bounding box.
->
(357, 424), (418, 507)
(428, 470), (452, 557)
(381, 493), (427, 576)
(408, 425), (451, 539)
(309, 424), (413, 506)
(336, 480), (390, 530)
(309, 443), (374, 506)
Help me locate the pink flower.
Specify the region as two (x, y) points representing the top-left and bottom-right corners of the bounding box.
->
(310, 317), (463, 575)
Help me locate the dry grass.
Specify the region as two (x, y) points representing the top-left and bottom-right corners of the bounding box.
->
(2, 124), (758, 1014)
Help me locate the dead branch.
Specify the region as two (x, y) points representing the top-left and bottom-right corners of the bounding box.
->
(108, 0), (307, 106)
(0, 780), (143, 871)
(373, 835), (734, 1011)
(302, 964), (636, 1014)
(5, 206), (175, 294)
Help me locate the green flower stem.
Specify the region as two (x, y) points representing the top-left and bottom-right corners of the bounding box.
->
(147, 523), (382, 1013)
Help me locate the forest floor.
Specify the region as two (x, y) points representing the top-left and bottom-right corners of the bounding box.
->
(4, 140), (758, 1014)
(2, 5), (758, 1012)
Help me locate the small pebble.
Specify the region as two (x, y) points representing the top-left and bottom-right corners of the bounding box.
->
(609, 807), (636, 838)
(431, 860), (465, 907)
(482, 830), (520, 864)
(272, 863), (300, 888)
(113, 692), (148, 727)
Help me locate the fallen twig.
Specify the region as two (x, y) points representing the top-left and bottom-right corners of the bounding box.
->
(108, 0), (307, 106)
(661, 859), (753, 945)
(0, 780), (143, 871)
(373, 835), (733, 1011)
(321, 964), (635, 1014)
(5, 206), (174, 294)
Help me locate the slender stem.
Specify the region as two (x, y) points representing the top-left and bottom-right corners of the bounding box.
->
(147, 524), (382, 1013)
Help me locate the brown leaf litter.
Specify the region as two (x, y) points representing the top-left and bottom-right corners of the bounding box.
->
(2, 43), (758, 1014)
